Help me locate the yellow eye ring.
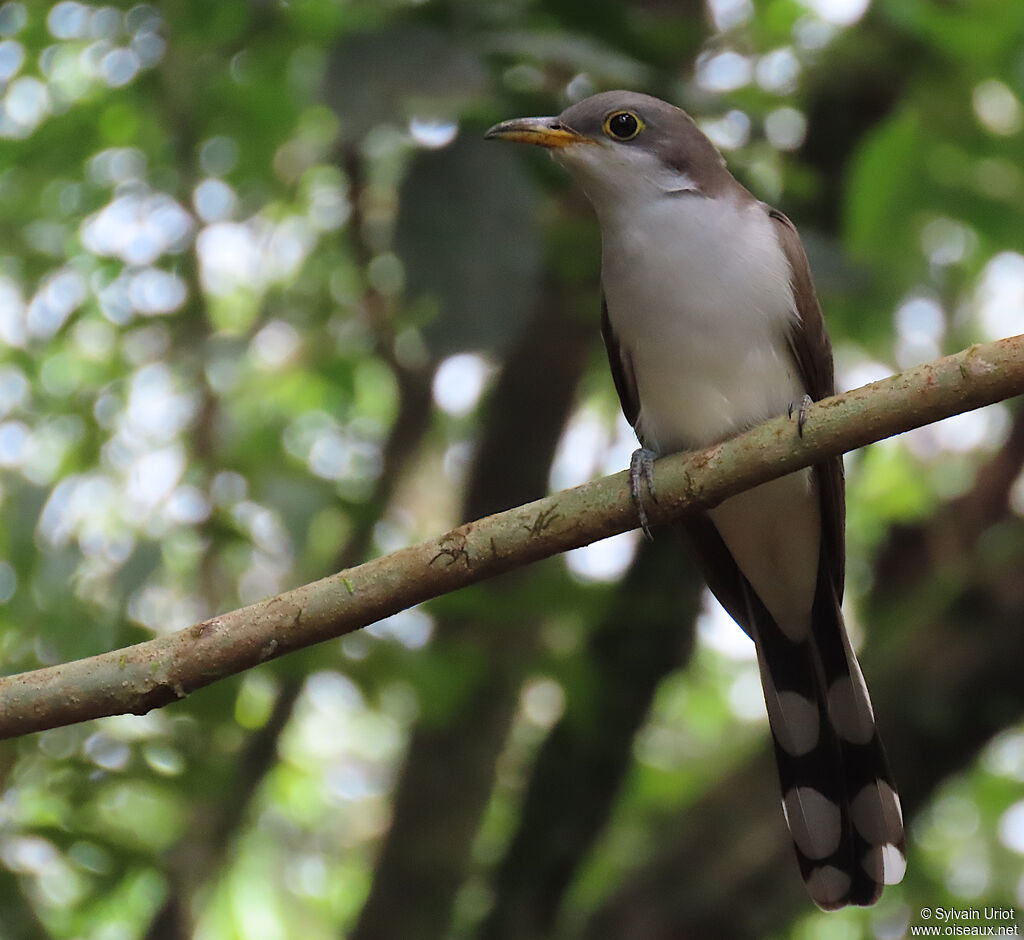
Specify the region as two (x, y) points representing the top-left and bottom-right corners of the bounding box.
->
(603, 110), (644, 141)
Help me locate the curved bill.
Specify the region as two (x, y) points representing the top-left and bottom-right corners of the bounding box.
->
(484, 117), (590, 148)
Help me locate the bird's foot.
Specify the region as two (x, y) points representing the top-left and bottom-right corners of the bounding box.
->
(788, 394), (813, 437)
(629, 447), (659, 540)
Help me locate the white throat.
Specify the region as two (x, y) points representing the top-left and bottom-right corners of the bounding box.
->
(555, 138), (702, 207)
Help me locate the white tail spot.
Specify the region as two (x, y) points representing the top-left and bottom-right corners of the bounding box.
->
(784, 786), (842, 860)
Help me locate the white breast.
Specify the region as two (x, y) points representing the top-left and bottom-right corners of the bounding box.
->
(597, 188), (819, 636)
(598, 192), (802, 452)
(558, 140), (822, 639)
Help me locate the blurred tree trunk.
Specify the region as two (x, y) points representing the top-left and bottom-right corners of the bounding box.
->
(351, 283), (592, 940)
(477, 533), (703, 940)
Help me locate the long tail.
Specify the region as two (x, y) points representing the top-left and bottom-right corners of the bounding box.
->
(747, 578), (906, 908)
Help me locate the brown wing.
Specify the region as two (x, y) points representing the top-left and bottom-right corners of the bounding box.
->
(768, 206), (846, 596)
(600, 295), (640, 429)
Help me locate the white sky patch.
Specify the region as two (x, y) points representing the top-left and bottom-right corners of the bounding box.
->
(283, 410), (381, 484)
(408, 116), (458, 149)
(756, 47), (801, 94)
(707, 0), (754, 31)
(0, 75), (49, 138)
(163, 484), (210, 526)
(210, 471), (246, 509)
(26, 267), (86, 340)
(199, 136), (239, 176)
(233, 501), (291, 556)
(267, 217), (316, 281)
(0, 276), (26, 346)
(123, 362), (197, 445)
(729, 666), (768, 722)
(443, 441), (471, 483)
(196, 220), (259, 293)
(100, 47), (139, 87)
(0, 3), (27, 35)
(921, 216), (975, 267)
(995, 802), (1024, 851)
(129, 268), (187, 316)
(125, 444), (185, 516)
(366, 607), (434, 650)
(0, 560), (17, 603)
(250, 319), (302, 370)
(974, 251), (1024, 341)
(894, 294), (945, 369)
(551, 406), (636, 493)
(196, 216), (315, 297)
(984, 731), (1024, 782)
(550, 406), (608, 491)
(946, 851), (990, 899)
(793, 16), (837, 50)
(520, 677), (565, 729)
(903, 403), (1009, 459)
(603, 413), (641, 476)
(303, 671), (363, 735)
(565, 530), (639, 583)
(432, 353), (493, 417)
(700, 110), (750, 150)
(696, 50), (752, 93)
(48, 2), (93, 39)
(37, 472), (136, 563)
(0, 365), (28, 417)
(0, 420), (30, 467)
(896, 295), (945, 344)
(0, 39), (25, 82)
(131, 31), (165, 70)
(193, 177), (237, 223)
(1012, 472), (1024, 518)
(565, 72), (595, 103)
(837, 355), (892, 395)
(798, 0), (870, 26)
(88, 147), (146, 185)
(973, 79), (1023, 136)
(765, 106), (807, 150)
(81, 192), (193, 266)
(697, 587), (756, 661)
(306, 178), (350, 231)
(73, 318), (116, 361)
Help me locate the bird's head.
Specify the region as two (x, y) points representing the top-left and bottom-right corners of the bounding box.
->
(485, 90), (730, 210)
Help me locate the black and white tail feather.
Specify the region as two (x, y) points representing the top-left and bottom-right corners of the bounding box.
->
(687, 512), (906, 908)
(747, 565), (905, 907)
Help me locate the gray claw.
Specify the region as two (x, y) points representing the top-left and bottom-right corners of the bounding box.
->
(788, 394), (813, 437)
(629, 447), (658, 540)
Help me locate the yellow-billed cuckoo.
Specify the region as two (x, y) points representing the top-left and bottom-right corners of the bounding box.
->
(486, 91), (905, 909)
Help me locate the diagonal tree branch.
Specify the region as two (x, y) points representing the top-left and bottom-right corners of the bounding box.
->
(0, 335), (1022, 739)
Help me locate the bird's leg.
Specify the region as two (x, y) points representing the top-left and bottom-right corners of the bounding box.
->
(788, 394), (813, 438)
(629, 447), (659, 540)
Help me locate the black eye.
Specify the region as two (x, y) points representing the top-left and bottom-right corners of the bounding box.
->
(604, 111), (642, 141)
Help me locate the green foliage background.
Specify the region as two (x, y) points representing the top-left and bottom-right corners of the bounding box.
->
(0, 1), (1022, 938)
